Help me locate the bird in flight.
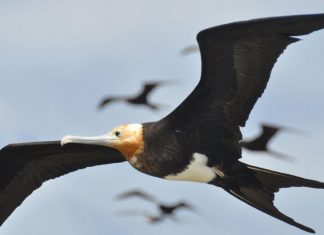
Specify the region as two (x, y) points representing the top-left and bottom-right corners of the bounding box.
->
(240, 123), (300, 162)
(116, 189), (194, 223)
(97, 81), (169, 111)
(1, 14), (324, 233)
(180, 45), (199, 56)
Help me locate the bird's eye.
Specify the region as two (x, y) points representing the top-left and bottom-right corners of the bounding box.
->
(115, 131), (121, 137)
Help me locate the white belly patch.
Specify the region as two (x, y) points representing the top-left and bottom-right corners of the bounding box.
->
(164, 153), (216, 183)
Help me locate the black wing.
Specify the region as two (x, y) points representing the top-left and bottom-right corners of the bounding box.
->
(0, 141), (125, 226)
(98, 97), (122, 110)
(241, 124), (280, 151)
(160, 14), (324, 161)
(116, 189), (158, 203)
(128, 82), (162, 104)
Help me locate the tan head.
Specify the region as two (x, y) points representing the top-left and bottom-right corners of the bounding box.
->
(61, 124), (144, 160)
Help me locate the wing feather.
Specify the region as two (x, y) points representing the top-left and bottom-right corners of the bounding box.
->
(160, 14), (324, 160)
(0, 141), (125, 225)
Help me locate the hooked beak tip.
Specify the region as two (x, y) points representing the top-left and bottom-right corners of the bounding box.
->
(61, 135), (73, 147)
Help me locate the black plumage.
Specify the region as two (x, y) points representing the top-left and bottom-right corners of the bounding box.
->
(0, 142), (125, 226)
(135, 14), (324, 233)
(1, 14), (324, 233)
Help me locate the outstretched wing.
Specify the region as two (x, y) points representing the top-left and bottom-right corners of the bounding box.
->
(116, 189), (158, 203)
(160, 14), (324, 161)
(0, 141), (125, 226)
(98, 97), (122, 110)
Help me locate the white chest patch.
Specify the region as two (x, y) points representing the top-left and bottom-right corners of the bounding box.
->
(164, 153), (216, 183)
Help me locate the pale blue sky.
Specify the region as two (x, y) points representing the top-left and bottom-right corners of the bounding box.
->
(1, 1), (324, 234)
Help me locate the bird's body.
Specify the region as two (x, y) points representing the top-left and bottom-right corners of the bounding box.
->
(159, 203), (189, 214)
(1, 14), (324, 233)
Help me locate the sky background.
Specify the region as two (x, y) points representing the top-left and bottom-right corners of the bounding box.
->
(1, 1), (324, 234)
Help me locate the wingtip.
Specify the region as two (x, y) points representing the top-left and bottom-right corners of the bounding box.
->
(97, 102), (105, 111)
(297, 224), (315, 233)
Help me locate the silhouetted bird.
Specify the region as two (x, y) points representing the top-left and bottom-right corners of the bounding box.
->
(116, 190), (194, 223)
(98, 81), (167, 110)
(241, 124), (297, 161)
(180, 45), (199, 56)
(117, 209), (175, 223)
(1, 14), (324, 233)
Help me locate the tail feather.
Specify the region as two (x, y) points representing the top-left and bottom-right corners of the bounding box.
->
(211, 162), (324, 233)
(247, 164), (324, 191)
(225, 186), (315, 233)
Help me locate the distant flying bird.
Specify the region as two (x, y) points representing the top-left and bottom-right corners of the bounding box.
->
(116, 209), (178, 224)
(124, 212), (168, 223)
(180, 45), (199, 56)
(1, 14), (324, 233)
(241, 123), (298, 161)
(116, 190), (194, 223)
(98, 81), (168, 110)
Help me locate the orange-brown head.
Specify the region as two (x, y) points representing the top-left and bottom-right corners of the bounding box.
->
(61, 124), (144, 161)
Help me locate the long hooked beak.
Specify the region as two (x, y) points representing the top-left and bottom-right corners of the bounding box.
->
(61, 134), (116, 147)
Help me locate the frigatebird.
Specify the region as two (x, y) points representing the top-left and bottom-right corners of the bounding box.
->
(180, 45), (199, 56)
(241, 123), (298, 161)
(98, 81), (167, 110)
(1, 14), (324, 233)
(116, 189), (194, 223)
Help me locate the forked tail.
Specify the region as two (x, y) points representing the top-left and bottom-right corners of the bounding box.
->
(209, 162), (324, 233)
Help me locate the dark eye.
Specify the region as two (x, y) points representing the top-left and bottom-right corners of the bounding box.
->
(115, 131), (121, 137)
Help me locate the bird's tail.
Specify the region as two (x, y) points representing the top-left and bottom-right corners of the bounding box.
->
(209, 162), (324, 233)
